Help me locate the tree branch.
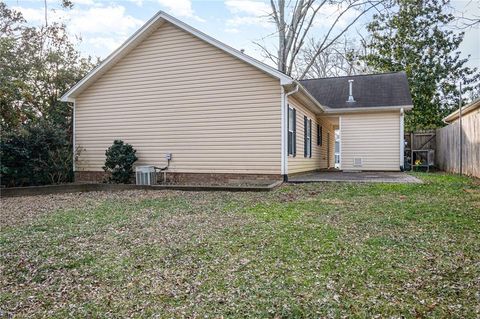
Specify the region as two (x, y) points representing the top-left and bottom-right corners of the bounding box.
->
(300, 0), (384, 79)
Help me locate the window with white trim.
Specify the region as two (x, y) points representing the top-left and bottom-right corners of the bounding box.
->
(304, 116), (312, 158)
(287, 106), (296, 156)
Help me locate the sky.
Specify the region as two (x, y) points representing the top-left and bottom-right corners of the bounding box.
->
(5, 0), (480, 70)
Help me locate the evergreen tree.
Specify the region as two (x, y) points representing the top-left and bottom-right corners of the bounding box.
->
(362, 0), (479, 130)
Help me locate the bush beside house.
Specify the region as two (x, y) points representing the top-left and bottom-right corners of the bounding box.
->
(103, 140), (138, 184)
(0, 122), (73, 187)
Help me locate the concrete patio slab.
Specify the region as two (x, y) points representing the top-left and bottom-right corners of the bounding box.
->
(288, 171), (422, 184)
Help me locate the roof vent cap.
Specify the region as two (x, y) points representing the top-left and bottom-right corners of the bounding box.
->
(347, 79), (355, 103)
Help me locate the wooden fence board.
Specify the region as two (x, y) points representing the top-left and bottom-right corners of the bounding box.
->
(436, 109), (480, 178)
(404, 130), (436, 169)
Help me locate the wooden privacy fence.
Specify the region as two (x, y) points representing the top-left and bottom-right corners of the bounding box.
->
(406, 131), (436, 151)
(436, 108), (480, 178)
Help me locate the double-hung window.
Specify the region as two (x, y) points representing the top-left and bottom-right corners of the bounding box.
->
(287, 106), (296, 156)
(304, 117), (312, 158)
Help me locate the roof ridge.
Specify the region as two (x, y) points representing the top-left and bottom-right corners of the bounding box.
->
(299, 71), (405, 81)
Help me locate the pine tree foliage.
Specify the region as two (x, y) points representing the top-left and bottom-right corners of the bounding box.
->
(362, 0), (480, 130)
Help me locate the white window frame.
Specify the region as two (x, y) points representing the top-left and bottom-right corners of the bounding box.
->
(305, 118), (312, 158)
(288, 107), (295, 156)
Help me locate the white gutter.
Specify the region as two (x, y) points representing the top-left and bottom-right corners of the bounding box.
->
(400, 107), (404, 171)
(282, 84), (299, 176)
(294, 80), (326, 112)
(285, 85), (299, 99)
(325, 105), (413, 114)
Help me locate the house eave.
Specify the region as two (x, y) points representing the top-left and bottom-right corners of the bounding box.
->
(443, 98), (480, 123)
(324, 105), (413, 114)
(282, 80), (326, 114)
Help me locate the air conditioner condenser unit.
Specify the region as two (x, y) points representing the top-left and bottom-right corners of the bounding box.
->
(135, 166), (157, 185)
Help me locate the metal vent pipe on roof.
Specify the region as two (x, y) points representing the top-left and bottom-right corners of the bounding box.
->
(347, 79), (355, 102)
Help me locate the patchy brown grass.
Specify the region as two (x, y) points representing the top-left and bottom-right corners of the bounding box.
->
(1, 173), (479, 318)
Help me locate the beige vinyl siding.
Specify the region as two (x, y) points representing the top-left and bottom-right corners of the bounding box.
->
(287, 98), (335, 174)
(75, 21), (282, 174)
(340, 112), (400, 171)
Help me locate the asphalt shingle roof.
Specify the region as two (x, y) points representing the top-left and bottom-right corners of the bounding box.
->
(299, 71), (413, 109)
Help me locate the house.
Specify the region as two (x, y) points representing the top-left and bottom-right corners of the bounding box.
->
(61, 11), (413, 183)
(436, 98), (480, 178)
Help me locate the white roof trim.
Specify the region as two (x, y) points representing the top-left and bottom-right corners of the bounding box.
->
(61, 11), (293, 102)
(324, 104), (413, 114)
(443, 98), (480, 123)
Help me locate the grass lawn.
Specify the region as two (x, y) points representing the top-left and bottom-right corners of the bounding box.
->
(1, 173), (479, 318)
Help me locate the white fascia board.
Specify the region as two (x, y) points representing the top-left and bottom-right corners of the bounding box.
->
(61, 11), (293, 102)
(443, 98), (480, 123)
(284, 80), (326, 113)
(63, 96), (75, 102)
(296, 81), (326, 112)
(324, 105), (413, 114)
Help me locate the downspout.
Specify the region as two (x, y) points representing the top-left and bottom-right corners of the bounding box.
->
(400, 107), (404, 171)
(285, 85), (299, 97)
(281, 87), (286, 176)
(73, 100), (76, 175)
(339, 116), (342, 170)
(458, 83), (463, 175)
(283, 85), (299, 180)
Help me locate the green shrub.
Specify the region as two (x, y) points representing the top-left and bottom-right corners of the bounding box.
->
(103, 140), (138, 184)
(0, 122), (73, 187)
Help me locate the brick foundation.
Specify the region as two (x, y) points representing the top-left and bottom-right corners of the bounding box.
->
(75, 171), (108, 183)
(163, 172), (282, 185)
(75, 171), (282, 185)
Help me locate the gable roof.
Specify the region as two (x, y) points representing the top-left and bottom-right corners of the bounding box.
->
(299, 72), (413, 110)
(61, 11), (293, 102)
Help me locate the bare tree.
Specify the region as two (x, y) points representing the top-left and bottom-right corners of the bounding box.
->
(257, 0), (385, 79)
(454, 0), (480, 29)
(298, 36), (369, 78)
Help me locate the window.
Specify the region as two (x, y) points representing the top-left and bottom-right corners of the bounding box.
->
(317, 124), (322, 146)
(304, 116), (312, 158)
(287, 106), (296, 156)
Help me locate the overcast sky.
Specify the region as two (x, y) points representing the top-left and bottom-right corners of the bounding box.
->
(6, 0), (480, 71)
